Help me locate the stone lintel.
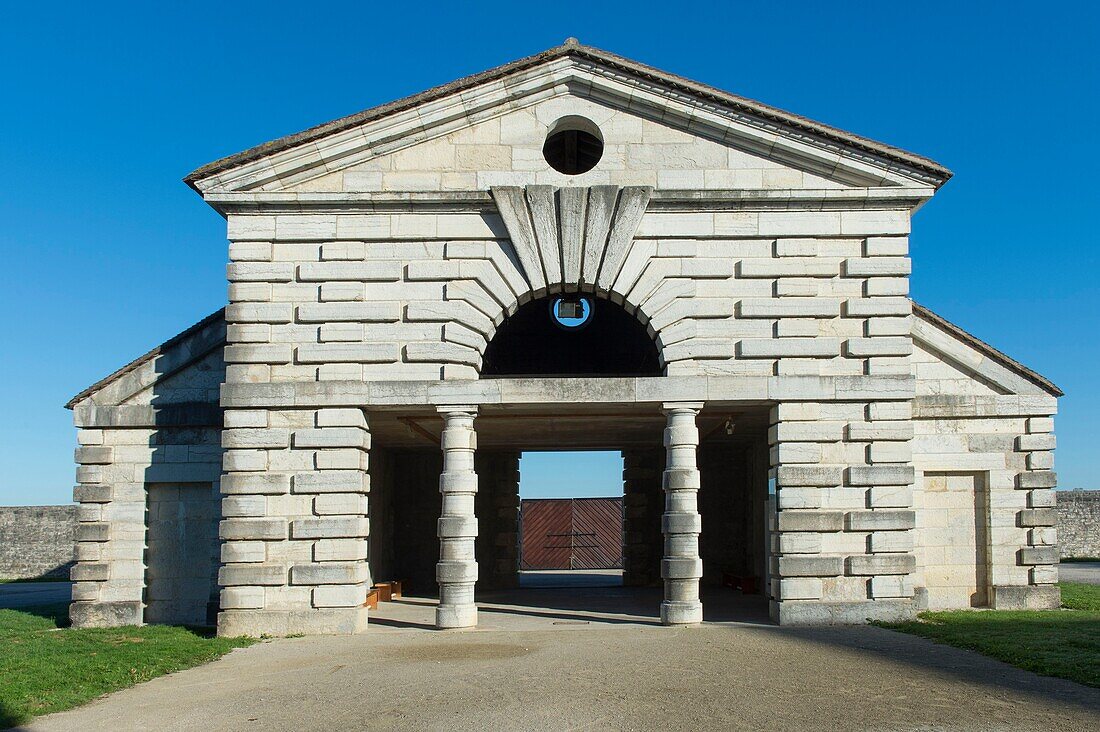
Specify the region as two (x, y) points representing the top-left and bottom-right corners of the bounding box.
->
(220, 375), (915, 410)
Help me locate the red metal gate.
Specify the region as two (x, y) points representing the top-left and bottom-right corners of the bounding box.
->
(520, 498), (623, 570)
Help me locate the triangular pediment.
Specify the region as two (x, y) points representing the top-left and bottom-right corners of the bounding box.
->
(186, 41), (950, 196)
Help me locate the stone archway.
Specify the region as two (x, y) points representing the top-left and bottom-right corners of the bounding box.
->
(482, 293), (662, 377)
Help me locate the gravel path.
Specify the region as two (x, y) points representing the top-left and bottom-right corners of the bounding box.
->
(28, 622), (1100, 731)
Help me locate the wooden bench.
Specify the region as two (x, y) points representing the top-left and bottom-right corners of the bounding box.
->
(364, 580), (405, 608)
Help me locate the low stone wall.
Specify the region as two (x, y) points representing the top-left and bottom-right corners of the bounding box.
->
(0, 505), (77, 579)
(1057, 491), (1100, 559)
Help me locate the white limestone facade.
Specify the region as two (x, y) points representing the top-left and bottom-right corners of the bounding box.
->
(66, 41), (1061, 635)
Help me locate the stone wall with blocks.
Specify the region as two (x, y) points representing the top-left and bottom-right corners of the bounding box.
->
(0, 506), (76, 580)
(767, 397), (919, 624)
(1057, 491), (1100, 559)
(222, 208), (917, 382)
(67, 311), (226, 629)
(217, 407), (371, 636)
(910, 308), (1061, 611)
(69, 421), (224, 627)
(912, 397), (1060, 610)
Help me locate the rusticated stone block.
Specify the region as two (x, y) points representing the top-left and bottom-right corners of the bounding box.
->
(776, 578), (823, 600)
(869, 575), (914, 598)
(222, 428), (290, 450)
(869, 530), (913, 553)
(73, 484), (113, 503)
(290, 562), (369, 585)
(70, 601), (143, 628)
(773, 555), (844, 577)
(293, 471), (369, 494)
(846, 510), (915, 531)
(74, 446), (113, 465)
(221, 586), (265, 609)
(70, 562), (110, 581)
(775, 466), (843, 487)
(1016, 471), (1057, 489)
(313, 585), (369, 608)
(847, 465), (915, 486)
(770, 598), (916, 625)
(1018, 508), (1056, 527)
(291, 517), (370, 539)
(75, 522), (110, 542)
(293, 428), (369, 449)
(846, 554), (915, 576)
(1018, 546), (1058, 565)
(221, 473), (290, 495)
(219, 518), (287, 541)
(991, 585), (1061, 610)
(776, 511), (844, 532)
(218, 563), (286, 586)
(1016, 434), (1056, 451)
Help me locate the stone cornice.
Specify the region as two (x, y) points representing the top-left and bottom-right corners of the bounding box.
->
(220, 374), (915, 410)
(203, 187), (934, 216)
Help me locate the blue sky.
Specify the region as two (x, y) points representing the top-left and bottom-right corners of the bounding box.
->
(0, 1), (1096, 505)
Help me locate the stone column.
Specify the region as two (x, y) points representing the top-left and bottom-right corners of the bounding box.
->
(436, 406), (479, 628)
(661, 402), (704, 625)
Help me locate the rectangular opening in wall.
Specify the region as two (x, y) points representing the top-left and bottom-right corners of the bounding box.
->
(144, 482), (220, 625)
(518, 450), (624, 588)
(915, 471), (991, 609)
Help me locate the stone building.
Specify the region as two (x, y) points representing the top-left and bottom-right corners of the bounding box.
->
(66, 40), (1062, 636)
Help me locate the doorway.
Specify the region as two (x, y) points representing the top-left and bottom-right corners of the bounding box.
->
(518, 451), (624, 589)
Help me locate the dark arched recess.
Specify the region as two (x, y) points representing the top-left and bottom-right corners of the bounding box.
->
(481, 295), (662, 377)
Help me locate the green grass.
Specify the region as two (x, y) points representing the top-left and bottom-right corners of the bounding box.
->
(882, 583), (1100, 688)
(0, 577), (71, 584)
(1061, 557), (1100, 563)
(0, 603), (255, 728)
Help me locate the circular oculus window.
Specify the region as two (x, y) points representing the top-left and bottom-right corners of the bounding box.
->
(549, 296), (594, 330)
(542, 116), (604, 175)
